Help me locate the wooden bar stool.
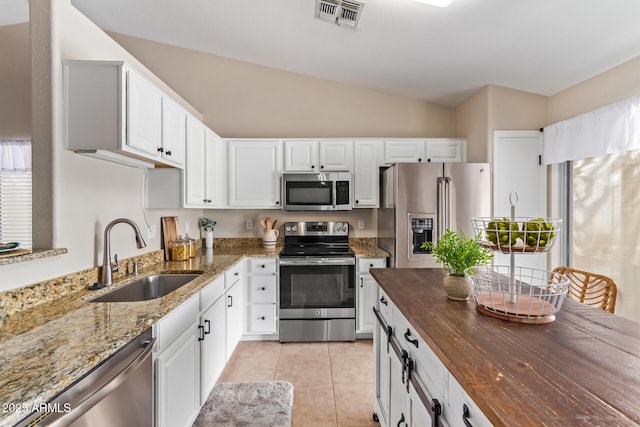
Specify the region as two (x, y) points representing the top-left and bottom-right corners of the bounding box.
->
(552, 266), (618, 313)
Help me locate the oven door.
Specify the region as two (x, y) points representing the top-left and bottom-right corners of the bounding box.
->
(279, 257), (355, 319)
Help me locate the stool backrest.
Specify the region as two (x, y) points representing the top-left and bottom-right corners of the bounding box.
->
(552, 266), (617, 313)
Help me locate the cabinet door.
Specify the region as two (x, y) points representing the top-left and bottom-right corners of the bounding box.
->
(227, 140), (282, 208)
(375, 321), (392, 426)
(407, 380), (433, 427)
(127, 69), (162, 157)
(156, 320), (200, 427)
(226, 280), (244, 359)
(357, 274), (376, 333)
(247, 305), (278, 333)
(184, 116), (206, 207)
(284, 140), (318, 171)
(204, 128), (222, 206)
(160, 96), (186, 167)
(354, 140), (382, 208)
(389, 348), (406, 427)
(384, 140), (426, 164)
(425, 138), (465, 163)
(319, 140), (354, 171)
(200, 296), (227, 406)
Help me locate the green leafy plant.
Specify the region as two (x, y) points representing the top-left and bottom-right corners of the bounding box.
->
(199, 217), (217, 232)
(420, 229), (492, 276)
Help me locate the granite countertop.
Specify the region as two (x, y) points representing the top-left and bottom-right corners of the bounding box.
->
(0, 247), (277, 427)
(0, 242), (387, 426)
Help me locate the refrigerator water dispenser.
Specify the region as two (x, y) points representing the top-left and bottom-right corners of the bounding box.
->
(411, 216), (434, 254)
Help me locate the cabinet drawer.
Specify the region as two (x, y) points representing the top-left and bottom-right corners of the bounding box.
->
(248, 275), (277, 303)
(156, 293), (199, 352)
(225, 262), (242, 288)
(247, 305), (277, 333)
(358, 257), (386, 273)
(200, 275), (225, 311)
(248, 258), (277, 274)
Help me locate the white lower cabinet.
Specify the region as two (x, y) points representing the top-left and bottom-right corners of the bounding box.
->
(373, 283), (491, 427)
(155, 293), (201, 427)
(225, 273), (244, 360)
(199, 294), (226, 406)
(244, 258), (279, 336)
(357, 257), (386, 334)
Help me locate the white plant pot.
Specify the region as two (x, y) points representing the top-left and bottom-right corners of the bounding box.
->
(204, 230), (214, 249)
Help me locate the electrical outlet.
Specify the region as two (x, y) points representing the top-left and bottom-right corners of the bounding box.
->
(246, 219), (253, 230)
(358, 219), (365, 230)
(148, 224), (157, 239)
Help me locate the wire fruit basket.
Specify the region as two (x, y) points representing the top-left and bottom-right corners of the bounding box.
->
(471, 217), (561, 253)
(465, 266), (569, 324)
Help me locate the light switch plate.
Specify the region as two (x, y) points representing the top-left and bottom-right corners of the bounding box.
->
(246, 219), (253, 230)
(358, 219), (365, 230)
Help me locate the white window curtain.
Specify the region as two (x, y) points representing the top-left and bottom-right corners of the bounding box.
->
(543, 95), (640, 165)
(0, 140), (32, 172)
(0, 140), (32, 248)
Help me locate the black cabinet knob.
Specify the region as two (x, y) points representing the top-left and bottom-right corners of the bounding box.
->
(166, 150), (172, 156)
(311, 165), (315, 169)
(418, 158), (422, 162)
(157, 147), (164, 153)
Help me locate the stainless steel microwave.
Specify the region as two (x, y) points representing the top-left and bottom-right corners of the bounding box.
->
(282, 172), (352, 211)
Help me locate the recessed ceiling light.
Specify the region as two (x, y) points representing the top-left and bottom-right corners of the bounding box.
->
(416, 0), (454, 7)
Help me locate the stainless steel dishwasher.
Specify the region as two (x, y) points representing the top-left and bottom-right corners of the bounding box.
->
(16, 328), (154, 427)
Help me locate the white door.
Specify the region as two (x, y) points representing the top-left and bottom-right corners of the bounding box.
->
(493, 130), (547, 271)
(204, 128), (221, 206)
(357, 275), (376, 333)
(384, 140), (425, 164)
(284, 140), (317, 171)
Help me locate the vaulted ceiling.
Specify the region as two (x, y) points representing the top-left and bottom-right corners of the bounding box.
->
(5, 0), (640, 107)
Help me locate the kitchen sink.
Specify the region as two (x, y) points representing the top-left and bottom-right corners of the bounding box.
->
(90, 273), (202, 302)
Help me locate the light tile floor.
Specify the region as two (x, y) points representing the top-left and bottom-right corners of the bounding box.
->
(217, 340), (379, 427)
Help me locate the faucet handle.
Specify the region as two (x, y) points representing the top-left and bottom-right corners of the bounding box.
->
(112, 254), (120, 273)
(132, 261), (141, 275)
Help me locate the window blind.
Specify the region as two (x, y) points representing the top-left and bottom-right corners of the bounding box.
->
(0, 171), (32, 248)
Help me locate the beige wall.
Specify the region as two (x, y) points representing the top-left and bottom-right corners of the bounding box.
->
(548, 55), (640, 122)
(108, 33), (456, 139)
(455, 85), (548, 163)
(455, 86), (489, 163)
(0, 23), (31, 139)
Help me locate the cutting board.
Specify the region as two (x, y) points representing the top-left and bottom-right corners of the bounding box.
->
(161, 216), (179, 260)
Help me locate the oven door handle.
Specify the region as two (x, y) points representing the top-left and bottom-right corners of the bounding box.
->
(279, 257), (355, 266)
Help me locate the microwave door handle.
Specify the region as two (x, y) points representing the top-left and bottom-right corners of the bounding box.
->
(333, 183), (337, 209)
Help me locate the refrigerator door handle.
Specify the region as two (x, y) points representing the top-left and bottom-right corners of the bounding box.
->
(436, 177), (445, 240)
(444, 177), (452, 232)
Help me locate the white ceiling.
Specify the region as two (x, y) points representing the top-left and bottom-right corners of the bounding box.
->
(5, 0), (640, 107)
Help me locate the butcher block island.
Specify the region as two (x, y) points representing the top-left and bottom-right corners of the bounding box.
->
(369, 268), (640, 427)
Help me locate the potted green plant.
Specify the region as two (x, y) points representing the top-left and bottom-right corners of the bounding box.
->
(199, 218), (217, 249)
(421, 229), (493, 301)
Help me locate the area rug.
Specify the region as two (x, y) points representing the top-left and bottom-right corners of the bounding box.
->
(193, 381), (294, 427)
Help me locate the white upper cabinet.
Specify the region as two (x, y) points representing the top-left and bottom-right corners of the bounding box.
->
(127, 69), (163, 157)
(63, 60), (187, 168)
(353, 140), (383, 208)
(384, 139), (465, 164)
(160, 96), (187, 167)
(184, 117), (221, 208)
(283, 140), (353, 172)
(227, 139), (283, 208)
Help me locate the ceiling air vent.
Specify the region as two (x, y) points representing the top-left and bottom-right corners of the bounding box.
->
(315, 0), (364, 30)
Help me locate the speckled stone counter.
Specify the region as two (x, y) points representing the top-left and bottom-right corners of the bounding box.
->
(0, 246), (278, 427)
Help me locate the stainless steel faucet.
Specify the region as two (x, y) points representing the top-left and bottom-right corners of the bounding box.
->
(91, 218), (147, 289)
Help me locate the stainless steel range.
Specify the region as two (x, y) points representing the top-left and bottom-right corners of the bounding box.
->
(279, 221), (356, 342)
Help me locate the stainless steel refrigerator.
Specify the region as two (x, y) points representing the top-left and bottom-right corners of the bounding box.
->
(378, 162), (491, 268)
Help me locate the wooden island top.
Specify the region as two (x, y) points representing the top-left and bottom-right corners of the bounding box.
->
(369, 267), (640, 426)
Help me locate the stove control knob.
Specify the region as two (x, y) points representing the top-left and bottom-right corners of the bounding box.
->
(336, 225), (342, 232)
(285, 226), (291, 232)
(292, 225), (298, 232)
